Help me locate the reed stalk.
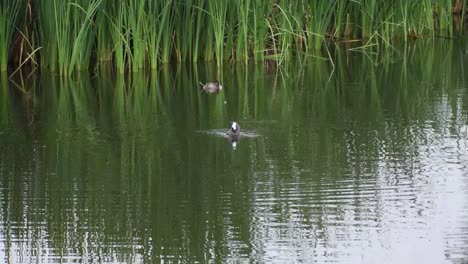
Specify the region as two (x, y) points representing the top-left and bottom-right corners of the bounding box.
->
(235, 0), (251, 63)
(96, 0), (113, 64)
(251, 0), (274, 62)
(305, 1), (336, 50)
(0, 0), (24, 71)
(207, 1), (228, 67)
(174, 0), (194, 62)
(0, 0), (465, 74)
(128, 0), (146, 71)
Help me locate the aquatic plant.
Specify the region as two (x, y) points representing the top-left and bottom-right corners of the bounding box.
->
(0, 0), (24, 71)
(36, 0), (101, 75)
(1, 0), (466, 75)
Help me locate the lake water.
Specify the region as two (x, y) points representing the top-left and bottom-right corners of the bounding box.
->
(1, 40), (467, 263)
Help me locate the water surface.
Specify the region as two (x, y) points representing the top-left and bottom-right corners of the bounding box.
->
(1, 40), (468, 263)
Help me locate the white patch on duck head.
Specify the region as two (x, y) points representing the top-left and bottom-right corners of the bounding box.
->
(231, 122), (238, 131)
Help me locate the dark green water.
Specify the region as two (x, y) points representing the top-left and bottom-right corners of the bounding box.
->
(1, 41), (468, 263)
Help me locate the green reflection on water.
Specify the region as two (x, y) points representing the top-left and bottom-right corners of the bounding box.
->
(1, 40), (468, 263)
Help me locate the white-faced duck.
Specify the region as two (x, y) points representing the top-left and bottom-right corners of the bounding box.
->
(226, 121), (240, 137)
(200, 81), (223, 93)
(226, 121), (240, 149)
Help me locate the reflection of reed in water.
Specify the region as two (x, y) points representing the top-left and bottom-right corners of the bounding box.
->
(0, 42), (467, 263)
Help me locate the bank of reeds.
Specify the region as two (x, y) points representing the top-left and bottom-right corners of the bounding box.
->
(0, 0), (24, 71)
(1, 0), (466, 75)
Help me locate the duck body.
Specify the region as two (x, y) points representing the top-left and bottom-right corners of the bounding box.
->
(200, 81), (223, 93)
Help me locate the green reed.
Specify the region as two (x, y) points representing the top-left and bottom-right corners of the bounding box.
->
(158, 0), (175, 64)
(37, 0), (100, 75)
(395, 0), (434, 40)
(305, 1), (336, 50)
(273, 1), (295, 62)
(332, 1), (350, 40)
(0, 0), (24, 71)
(207, 1), (228, 67)
(69, 1), (101, 72)
(251, 0), (274, 62)
(434, 0), (454, 35)
(174, 0), (194, 63)
(234, 0), (250, 63)
(1, 0), (466, 74)
(128, 0), (145, 71)
(95, 0), (112, 63)
(106, 1), (130, 74)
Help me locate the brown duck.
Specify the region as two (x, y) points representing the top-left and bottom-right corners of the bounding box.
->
(200, 81), (223, 93)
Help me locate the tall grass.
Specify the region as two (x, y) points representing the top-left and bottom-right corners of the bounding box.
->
(1, 0), (466, 74)
(0, 0), (24, 71)
(174, 0), (194, 63)
(207, 1), (228, 68)
(251, 0), (274, 62)
(37, 0), (101, 75)
(305, 1), (336, 50)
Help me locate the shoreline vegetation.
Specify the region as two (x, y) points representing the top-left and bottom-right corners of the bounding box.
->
(0, 0), (466, 76)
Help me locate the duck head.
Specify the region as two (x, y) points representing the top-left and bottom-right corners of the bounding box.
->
(213, 80), (223, 91)
(229, 122), (240, 134)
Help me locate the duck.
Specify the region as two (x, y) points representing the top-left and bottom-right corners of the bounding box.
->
(226, 121), (240, 137)
(200, 80), (223, 93)
(226, 121), (240, 149)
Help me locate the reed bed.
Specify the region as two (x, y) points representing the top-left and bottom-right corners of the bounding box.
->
(0, 0), (24, 70)
(1, 0), (465, 75)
